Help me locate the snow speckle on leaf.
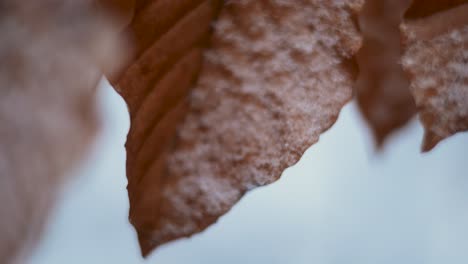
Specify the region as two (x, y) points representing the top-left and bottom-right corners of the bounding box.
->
(401, 2), (468, 151)
(114, 0), (363, 256)
(3, 0), (468, 262)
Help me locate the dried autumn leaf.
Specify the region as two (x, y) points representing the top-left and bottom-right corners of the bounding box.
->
(109, 0), (224, 254)
(404, 0), (467, 18)
(355, 0), (416, 146)
(112, 0), (363, 256)
(401, 1), (468, 151)
(0, 1), (121, 262)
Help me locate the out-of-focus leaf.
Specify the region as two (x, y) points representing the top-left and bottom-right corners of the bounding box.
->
(355, 0), (416, 146)
(111, 0), (363, 257)
(401, 1), (468, 151)
(0, 1), (120, 262)
(97, 0), (136, 30)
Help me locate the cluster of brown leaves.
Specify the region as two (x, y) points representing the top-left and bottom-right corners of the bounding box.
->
(1, 0), (467, 262)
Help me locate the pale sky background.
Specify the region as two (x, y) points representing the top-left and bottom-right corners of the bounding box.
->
(30, 79), (468, 263)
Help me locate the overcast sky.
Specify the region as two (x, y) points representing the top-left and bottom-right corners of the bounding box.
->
(30, 80), (468, 264)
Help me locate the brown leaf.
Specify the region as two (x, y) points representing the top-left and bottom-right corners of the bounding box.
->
(355, 0), (416, 146)
(0, 1), (120, 262)
(96, 0), (136, 30)
(405, 0), (467, 19)
(401, 1), (468, 151)
(112, 0), (363, 257)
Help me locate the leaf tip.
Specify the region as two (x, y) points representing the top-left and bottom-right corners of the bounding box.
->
(421, 131), (441, 152)
(137, 230), (157, 258)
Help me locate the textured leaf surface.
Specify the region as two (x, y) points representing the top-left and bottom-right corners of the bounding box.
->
(113, 0), (363, 256)
(355, 0), (416, 145)
(401, 1), (468, 151)
(0, 1), (119, 262)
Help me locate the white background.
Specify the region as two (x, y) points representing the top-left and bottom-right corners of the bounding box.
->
(30, 80), (468, 263)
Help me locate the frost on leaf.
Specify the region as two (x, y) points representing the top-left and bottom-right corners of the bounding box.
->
(355, 0), (416, 146)
(401, 1), (468, 151)
(112, 0), (363, 257)
(0, 1), (120, 262)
